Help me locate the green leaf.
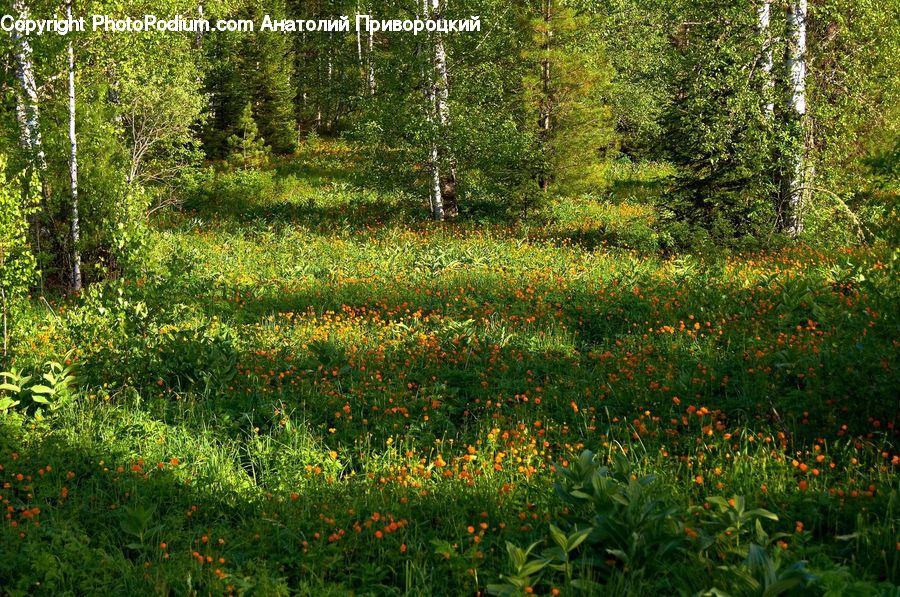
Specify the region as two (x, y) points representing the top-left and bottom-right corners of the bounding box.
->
(566, 526), (593, 552)
(485, 584), (516, 596)
(549, 524), (567, 549)
(0, 398), (20, 410)
(518, 558), (549, 577)
(745, 508), (779, 521)
(505, 541), (526, 570)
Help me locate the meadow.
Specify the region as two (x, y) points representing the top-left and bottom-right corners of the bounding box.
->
(1, 143), (898, 595)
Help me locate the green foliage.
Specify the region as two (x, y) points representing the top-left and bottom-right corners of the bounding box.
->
(806, 0), (900, 196)
(0, 156), (39, 298)
(2, 148), (897, 594)
(227, 102), (270, 167)
(491, 451), (815, 595)
(203, 0), (297, 156)
(662, 0), (778, 242)
(521, 1), (616, 194)
(0, 357), (77, 417)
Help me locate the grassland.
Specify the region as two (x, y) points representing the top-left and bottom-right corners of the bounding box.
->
(1, 143), (897, 595)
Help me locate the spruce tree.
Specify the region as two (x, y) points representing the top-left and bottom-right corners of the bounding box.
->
(227, 102), (268, 167)
(521, 0), (615, 194)
(246, 0), (298, 153)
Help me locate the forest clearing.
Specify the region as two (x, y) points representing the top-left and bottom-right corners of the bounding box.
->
(2, 0), (899, 594)
(1, 143), (897, 594)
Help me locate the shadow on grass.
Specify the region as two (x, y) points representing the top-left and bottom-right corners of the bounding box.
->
(86, 266), (896, 451)
(0, 408), (529, 594)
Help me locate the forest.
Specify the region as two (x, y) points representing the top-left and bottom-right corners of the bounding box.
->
(0, 0), (898, 594)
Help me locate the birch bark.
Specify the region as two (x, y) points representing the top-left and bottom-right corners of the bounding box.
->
(781, 0), (808, 237)
(422, 0), (443, 221)
(757, 1), (774, 116)
(10, 0), (48, 293)
(10, 0), (48, 178)
(67, 0), (82, 291)
(431, 0), (458, 217)
(367, 26), (376, 95)
(538, 0), (552, 192)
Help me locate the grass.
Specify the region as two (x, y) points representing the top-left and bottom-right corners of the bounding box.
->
(1, 141), (898, 595)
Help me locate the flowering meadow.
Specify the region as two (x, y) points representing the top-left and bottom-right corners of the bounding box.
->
(1, 145), (898, 595)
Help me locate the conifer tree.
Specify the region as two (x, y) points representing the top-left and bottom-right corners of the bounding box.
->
(522, 0), (614, 194)
(246, 0), (298, 153)
(227, 102), (268, 167)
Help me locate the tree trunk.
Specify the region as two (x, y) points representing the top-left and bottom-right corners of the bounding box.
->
(10, 0), (48, 182)
(11, 0), (48, 294)
(429, 135), (444, 222)
(431, 0), (458, 218)
(421, 0), (444, 221)
(538, 0), (552, 192)
(195, 1), (205, 48)
(67, 0), (82, 292)
(13, 95), (32, 152)
(356, 0), (364, 87)
(1, 288), (7, 374)
(326, 35), (334, 131)
(367, 25), (376, 95)
(780, 0), (808, 237)
(757, 0), (774, 116)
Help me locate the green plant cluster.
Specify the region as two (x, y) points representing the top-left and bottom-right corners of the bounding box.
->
(0, 148), (896, 594)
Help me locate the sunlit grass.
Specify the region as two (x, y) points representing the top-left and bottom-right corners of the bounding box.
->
(2, 144), (896, 594)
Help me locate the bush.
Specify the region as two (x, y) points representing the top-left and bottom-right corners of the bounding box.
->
(490, 451), (815, 595)
(0, 155), (39, 300)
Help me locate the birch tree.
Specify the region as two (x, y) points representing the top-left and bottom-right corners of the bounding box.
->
(430, 0), (458, 218)
(538, 0), (551, 192)
(757, 0), (774, 116)
(422, 0), (444, 221)
(366, 21), (376, 96)
(8, 0), (49, 293)
(780, 0), (808, 237)
(66, 0), (81, 291)
(9, 0), (48, 193)
(355, 1), (376, 96)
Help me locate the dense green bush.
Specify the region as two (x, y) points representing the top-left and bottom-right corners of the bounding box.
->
(0, 156), (39, 299)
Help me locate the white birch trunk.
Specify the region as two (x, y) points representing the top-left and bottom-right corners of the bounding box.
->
(356, 1), (364, 74)
(538, 0), (552, 192)
(430, 136), (444, 222)
(14, 95), (33, 153)
(67, 0), (82, 291)
(367, 26), (376, 95)
(11, 0), (47, 295)
(355, 3), (376, 96)
(422, 0), (443, 221)
(195, 2), (205, 47)
(432, 1), (451, 129)
(782, 0), (808, 237)
(757, 1), (774, 116)
(431, 0), (458, 217)
(10, 0), (47, 176)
